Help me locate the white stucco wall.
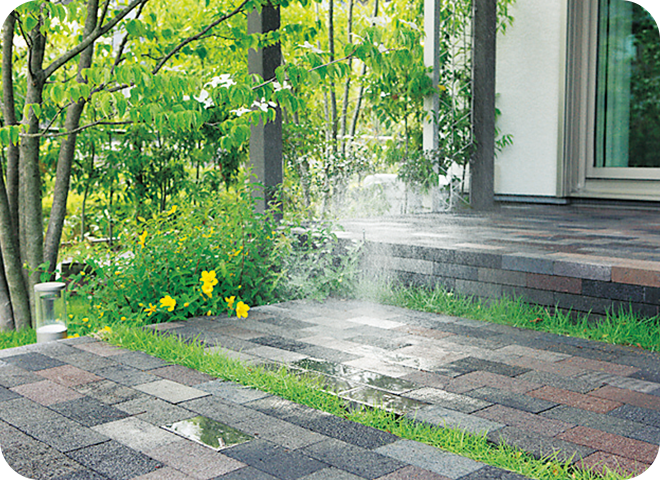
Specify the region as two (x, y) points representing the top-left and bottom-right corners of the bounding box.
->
(495, 0), (567, 197)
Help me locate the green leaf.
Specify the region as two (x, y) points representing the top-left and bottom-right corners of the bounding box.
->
(24, 15), (37, 31)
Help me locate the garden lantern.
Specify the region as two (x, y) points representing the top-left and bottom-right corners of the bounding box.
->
(34, 282), (68, 343)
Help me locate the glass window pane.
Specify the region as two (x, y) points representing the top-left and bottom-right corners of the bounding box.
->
(596, 0), (660, 168)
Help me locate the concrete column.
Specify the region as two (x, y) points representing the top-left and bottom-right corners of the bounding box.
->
(423, 0), (440, 152)
(471, 0), (497, 210)
(248, 4), (282, 214)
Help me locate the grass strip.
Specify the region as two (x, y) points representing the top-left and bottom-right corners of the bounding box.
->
(104, 323), (633, 480)
(354, 279), (660, 352)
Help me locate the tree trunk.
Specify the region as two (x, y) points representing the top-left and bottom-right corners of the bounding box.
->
(348, 0), (379, 148)
(328, 0), (338, 153)
(44, 0), (99, 274)
(2, 12), (20, 237)
(0, 10), (31, 331)
(0, 255), (14, 331)
(339, 0), (355, 156)
(18, 13), (48, 316)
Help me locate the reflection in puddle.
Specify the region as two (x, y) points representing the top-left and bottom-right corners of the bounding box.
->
(163, 415), (252, 451)
(341, 386), (428, 414)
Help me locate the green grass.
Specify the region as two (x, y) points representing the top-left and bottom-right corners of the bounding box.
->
(354, 279), (660, 352)
(101, 323), (635, 480)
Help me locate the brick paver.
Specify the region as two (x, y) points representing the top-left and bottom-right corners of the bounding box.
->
(589, 385), (660, 411)
(1, 299), (658, 480)
(558, 426), (659, 464)
(526, 385), (623, 414)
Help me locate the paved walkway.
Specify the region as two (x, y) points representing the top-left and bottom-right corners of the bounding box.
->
(1, 299), (659, 479)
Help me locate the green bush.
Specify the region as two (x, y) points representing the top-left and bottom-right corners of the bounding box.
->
(68, 184), (361, 327)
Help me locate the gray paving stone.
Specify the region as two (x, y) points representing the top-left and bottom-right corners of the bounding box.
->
(301, 438), (405, 479)
(466, 388), (556, 414)
(298, 345), (367, 364)
(341, 386), (428, 414)
(2, 435), (87, 480)
(296, 467), (366, 480)
(72, 379), (142, 405)
(19, 414), (110, 452)
(180, 395), (267, 427)
(0, 385), (21, 402)
(112, 351), (171, 371)
(214, 466), (280, 479)
(53, 469), (112, 479)
(403, 387), (492, 414)
(134, 379), (210, 404)
(58, 351), (121, 371)
(629, 425), (660, 444)
(456, 465), (535, 480)
(540, 405), (641, 437)
(0, 364), (44, 388)
(440, 357), (530, 377)
(50, 396), (131, 427)
(94, 365), (159, 386)
(223, 439), (328, 480)
(375, 439), (484, 479)
(233, 412), (327, 450)
(407, 405), (505, 435)
(246, 396), (399, 449)
(516, 370), (604, 394)
(2, 352), (66, 371)
(0, 396), (63, 426)
(196, 380), (271, 404)
(487, 427), (595, 464)
(66, 440), (163, 480)
(92, 417), (181, 452)
(608, 404), (660, 428)
(115, 394), (197, 426)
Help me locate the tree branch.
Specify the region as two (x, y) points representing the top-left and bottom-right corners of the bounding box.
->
(22, 120), (133, 138)
(151, 0), (249, 74)
(43, 0), (150, 79)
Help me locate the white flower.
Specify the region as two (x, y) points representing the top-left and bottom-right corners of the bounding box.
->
(208, 74), (236, 89)
(273, 81), (291, 92)
(300, 41), (323, 54)
(231, 107), (251, 117)
(193, 89), (214, 108)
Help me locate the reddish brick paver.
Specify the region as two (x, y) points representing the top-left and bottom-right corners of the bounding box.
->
(36, 364), (103, 387)
(612, 266), (660, 288)
(10, 379), (83, 406)
(526, 273), (582, 294)
(474, 405), (573, 437)
(445, 371), (541, 395)
(589, 385), (660, 411)
(558, 426), (659, 464)
(148, 365), (215, 387)
(577, 451), (652, 478)
(527, 386), (623, 414)
(556, 357), (639, 377)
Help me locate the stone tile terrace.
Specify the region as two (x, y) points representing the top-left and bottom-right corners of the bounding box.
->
(337, 203), (660, 317)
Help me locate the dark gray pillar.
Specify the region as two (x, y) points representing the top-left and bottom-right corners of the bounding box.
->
(471, 0), (497, 210)
(248, 4), (282, 214)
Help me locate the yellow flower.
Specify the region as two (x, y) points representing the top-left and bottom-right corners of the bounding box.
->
(225, 296), (235, 309)
(138, 230), (147, 248)
(82, 317), (89, 323)
(236, 301), (250, 319)
(80, 271), (85, 276)
(160, 295), (176, 312)
(144, 303), (157, 316)
(166, 205), (177, 215)
(200, 270), (218, 286)
(115, 271), (121, 276)
(201, 283), (214, 298)
(103, 326), (112, 333)
(69, 314), (73, 319)
(121, 317), (127, 321)
(207, 310), (212, 316)
(184, 302), (189, 307)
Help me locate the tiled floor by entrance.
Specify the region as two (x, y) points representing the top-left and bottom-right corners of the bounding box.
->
(1, 299), (659, 479)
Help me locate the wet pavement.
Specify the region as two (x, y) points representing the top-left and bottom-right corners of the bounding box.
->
(1, 299), (659, 479)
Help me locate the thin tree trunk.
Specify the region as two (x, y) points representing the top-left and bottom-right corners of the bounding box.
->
(19, 13), (48, 314)
(328, 0), (338, 153)
(0, 10), (31, 330)
(339, 0), (355, 156)
(44, 0), (99, 274)
(0, 255), (14, 331)
(2, 12), (20, 236)
(348, 0), (379, 148)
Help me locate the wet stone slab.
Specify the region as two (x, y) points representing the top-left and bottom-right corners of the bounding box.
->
(163, 415), (253, 451)
(341, 386), (428, 414)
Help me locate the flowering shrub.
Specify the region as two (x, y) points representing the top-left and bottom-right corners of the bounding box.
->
(76, 186), (282, 324)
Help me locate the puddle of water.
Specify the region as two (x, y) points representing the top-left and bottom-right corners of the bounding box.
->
(296, 370), (358, 394)
(292, 358), (361, 377)
(341, 386), (428, 414)
(163, 415), (252, 451)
